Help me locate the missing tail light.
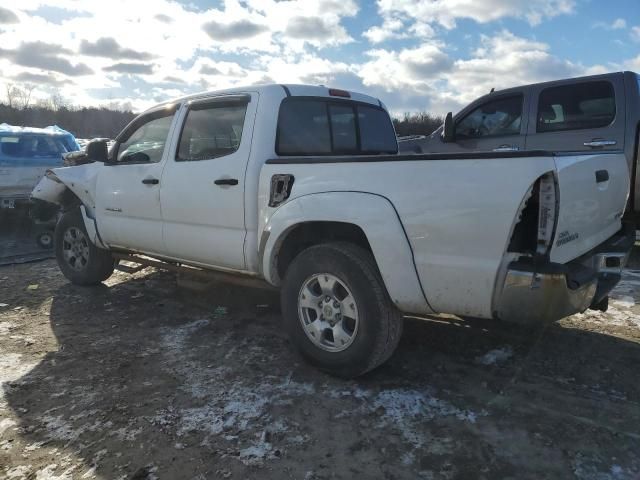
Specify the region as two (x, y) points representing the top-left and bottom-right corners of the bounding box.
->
(507, 172), (558, 258)
(536, 172), (557, 257)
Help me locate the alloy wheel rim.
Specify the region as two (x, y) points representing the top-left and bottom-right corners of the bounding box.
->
(298, 273), (359, 352)
(62, 227), (90, 271)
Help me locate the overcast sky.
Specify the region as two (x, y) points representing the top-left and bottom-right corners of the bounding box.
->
(0, 0), (639, 116)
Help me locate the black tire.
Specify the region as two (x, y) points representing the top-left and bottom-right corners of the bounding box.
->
(55, 208), (114, 285)
(281, 242), (403, 378)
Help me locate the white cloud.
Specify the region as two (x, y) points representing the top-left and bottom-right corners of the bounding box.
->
(0, 0), (359, 109)
(626, 55), (640, 71)
(631, 26), (640, 42)
(364, 0), (575, 44)
(594, 18), (627, 30)
(358, 31), (582, 114)
(611, 18), (627, 29)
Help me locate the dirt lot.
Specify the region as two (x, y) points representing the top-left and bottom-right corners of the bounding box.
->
(1, 256), (639, 479)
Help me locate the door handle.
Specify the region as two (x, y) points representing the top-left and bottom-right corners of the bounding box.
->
(493, 145), (519, 152)
(214, 178), (239, 186)
(584, 140), (616, 147)
(595, 170), (609, 183)
(142, 178), (159, 185)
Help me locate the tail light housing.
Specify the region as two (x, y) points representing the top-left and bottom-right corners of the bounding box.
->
(536, 172), (558, 258)
(507, 172), (558, 260)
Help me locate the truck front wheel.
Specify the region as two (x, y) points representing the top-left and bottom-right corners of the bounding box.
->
(281, 242), (403, 378)
(55, 208), (114, 285)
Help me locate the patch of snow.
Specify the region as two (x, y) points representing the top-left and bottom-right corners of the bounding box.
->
(110, 425), (142, 441)
(6, 465), (32, 478)
(0, 321), (17, 336)
(475, 346), (513, 366)
(611, 295), (635, 308)
(0, 417), (16, 436)
(34, 464), (75, 480)
(372, 389), (480, 448)
(0, 353), (37, 409)
(237, 430), (279, 466)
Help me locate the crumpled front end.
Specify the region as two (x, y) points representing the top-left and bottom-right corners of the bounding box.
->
(31, 162), (100, 217)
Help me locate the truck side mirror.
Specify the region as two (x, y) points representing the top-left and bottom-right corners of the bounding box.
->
(442, 112), (455, 143)
(86, 139), (109, 163)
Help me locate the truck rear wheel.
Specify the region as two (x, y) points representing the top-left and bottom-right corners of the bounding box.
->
(55, 208), (114, 285)
(281, 242), (403, 378)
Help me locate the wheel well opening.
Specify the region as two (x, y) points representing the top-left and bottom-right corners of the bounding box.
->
(275, 222), (373, 282)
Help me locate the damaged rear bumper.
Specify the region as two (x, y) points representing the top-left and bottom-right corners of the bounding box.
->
(496, 225), (634, 325)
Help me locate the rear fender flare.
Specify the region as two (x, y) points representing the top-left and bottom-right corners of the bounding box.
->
(261, 191), (432, 314)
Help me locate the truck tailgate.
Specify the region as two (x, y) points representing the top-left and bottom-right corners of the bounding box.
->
(550, 152), (629, 264)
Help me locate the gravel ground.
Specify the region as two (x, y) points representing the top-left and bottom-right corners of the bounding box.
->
(0, 257), (639, 479)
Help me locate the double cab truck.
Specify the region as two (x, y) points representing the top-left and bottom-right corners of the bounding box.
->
(32, 84), (633, 377)
(399, 71), (640, 221)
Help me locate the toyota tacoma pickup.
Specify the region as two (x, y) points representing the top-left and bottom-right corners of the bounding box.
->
(399, 71), (640, 221)
(32, 84), (633, 377)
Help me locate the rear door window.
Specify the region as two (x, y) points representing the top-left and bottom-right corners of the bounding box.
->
(536, 81), (615, 132)
(277, 98), (397, 155)
(177, 100), (248, 161)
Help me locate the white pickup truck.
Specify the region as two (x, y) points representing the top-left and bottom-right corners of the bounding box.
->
(32, 84), (634, 377)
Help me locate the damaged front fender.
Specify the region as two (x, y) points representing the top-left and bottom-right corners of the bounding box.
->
(31, 163), (101, 217)
(31, 163), (108, 249)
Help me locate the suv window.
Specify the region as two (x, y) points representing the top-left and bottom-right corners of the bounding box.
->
(277, 98), (397, 156)
(455, 95), (523, 139)
(177, 101), (248, 161)
(116, 109), (176, 163)
(537, 81), (615, 133)
(0, 135), (74, 158)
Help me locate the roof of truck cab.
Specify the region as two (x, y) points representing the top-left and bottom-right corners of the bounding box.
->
(151, 84), (384, 113)
(482, 71), (636, 99)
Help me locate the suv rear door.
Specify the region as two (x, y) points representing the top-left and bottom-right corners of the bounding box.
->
(525, 74), (625, 152)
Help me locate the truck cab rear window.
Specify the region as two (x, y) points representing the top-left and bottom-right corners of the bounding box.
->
(276, 98), (397, 155)
(537, 81), (615, 133)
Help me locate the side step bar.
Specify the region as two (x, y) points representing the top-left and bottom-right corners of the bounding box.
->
(112, 253), (276, 291)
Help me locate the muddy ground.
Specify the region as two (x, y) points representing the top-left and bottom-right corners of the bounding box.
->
(0, 257), (639, 480)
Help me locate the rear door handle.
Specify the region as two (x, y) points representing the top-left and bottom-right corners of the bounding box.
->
(214, 178), (239, 186)
(584, 140), (617, 147)
(595, 170), (609, 183)
(142, 177), (159, 185)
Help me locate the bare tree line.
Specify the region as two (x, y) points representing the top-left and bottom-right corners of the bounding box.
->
(2, 83), (136, 139)
(3, 82), (443, 139)
(393, 112), (443, 137)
